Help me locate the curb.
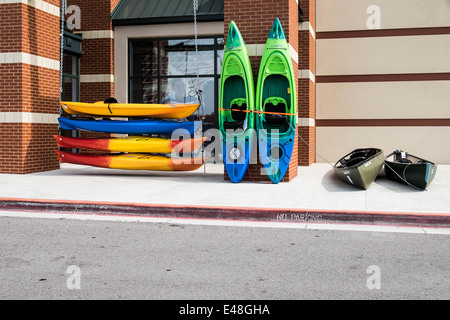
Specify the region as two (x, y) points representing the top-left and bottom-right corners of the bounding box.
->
(1, 197), (450, 228)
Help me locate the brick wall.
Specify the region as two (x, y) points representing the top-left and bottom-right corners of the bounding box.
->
(0, 2), (60, 174)
(0, 64), (22, 112)
(66, 1), (119, 148)
(79, 38), (114, 75)
(23, 65), (60, 114)
(69, 0), (116, 31)
(298, 0), (316, 166)
(68, 0), (116, 101)
(80, 82), (114, 103)
(0, 4), (22, 53)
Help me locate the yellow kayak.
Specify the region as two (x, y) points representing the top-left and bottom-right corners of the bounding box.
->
(60, 101), (200, 119)
(54, 135), (206, 153)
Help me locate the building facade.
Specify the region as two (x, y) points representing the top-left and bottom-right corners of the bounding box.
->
(0, 0), (448, 176)
(315, 0), (450, 165)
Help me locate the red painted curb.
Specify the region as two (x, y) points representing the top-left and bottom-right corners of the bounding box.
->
(0, 197), (449, 228)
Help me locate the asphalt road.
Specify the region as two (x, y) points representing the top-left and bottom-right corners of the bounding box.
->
(0, 214), (449, 301)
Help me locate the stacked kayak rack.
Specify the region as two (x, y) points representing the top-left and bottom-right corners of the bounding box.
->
(55, 99), (206, 172)
(55, 18), (299, 183)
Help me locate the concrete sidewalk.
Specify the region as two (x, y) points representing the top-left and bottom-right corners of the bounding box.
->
(0, 162), (449, 227)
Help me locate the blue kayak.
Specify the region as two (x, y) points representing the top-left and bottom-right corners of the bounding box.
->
(58, 117), (202, 135)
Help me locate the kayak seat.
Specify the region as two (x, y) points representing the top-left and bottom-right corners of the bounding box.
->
(223, 97), (247, 130)
(104, 97), (118, 104)
(230, 100), (247, 122)
(346, 156), (367, 167)
(350, 151), (367, 159)
(263, 98), (289, 132)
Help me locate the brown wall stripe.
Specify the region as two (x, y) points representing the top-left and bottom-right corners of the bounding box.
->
(316, 119), (450, 127)
(316, 27), (450, 39)
(316, 73), (450, 83)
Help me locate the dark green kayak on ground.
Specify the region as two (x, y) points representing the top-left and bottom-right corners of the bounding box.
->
(334, 148), (384, 190)
(384, 150), (437, 190)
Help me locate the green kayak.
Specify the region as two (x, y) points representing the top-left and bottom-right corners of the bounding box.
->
(384, 150), (437, 190)
(218, 21), (255, 183)
(255, 18), (297, 184)
(334, 148), (384, 190)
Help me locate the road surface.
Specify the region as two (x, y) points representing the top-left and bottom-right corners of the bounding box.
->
(0, 212), (449, 302)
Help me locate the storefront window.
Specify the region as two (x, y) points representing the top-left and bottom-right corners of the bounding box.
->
(161, 38), (215, 76)
(129, 36), (224, 130)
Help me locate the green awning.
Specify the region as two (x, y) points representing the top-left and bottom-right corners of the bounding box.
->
(112, 0), (224, 26)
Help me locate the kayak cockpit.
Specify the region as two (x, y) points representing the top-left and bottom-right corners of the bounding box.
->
(386, 150), (434, 165)
(335, 148), (381, 169)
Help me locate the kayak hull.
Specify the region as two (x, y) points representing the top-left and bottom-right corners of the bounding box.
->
(222, 129), (255, 183)
(384, 150), (437, 190)
(56, 151), (204, 171)
(54, 135), (206, 154)
(61, 101), (200, 119)
(334, 148), (384, 190)
(219, 21), (255, 183)
(256, 18), (297, 184)
(58, 117), (201, 135)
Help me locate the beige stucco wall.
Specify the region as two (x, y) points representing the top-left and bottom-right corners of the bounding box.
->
(316, 0), (450, 31)
(316, 34), (450, 76)
(316, 81), (450, 120)
(314, 1), (450, 164)
(316, 126), (450, 165)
